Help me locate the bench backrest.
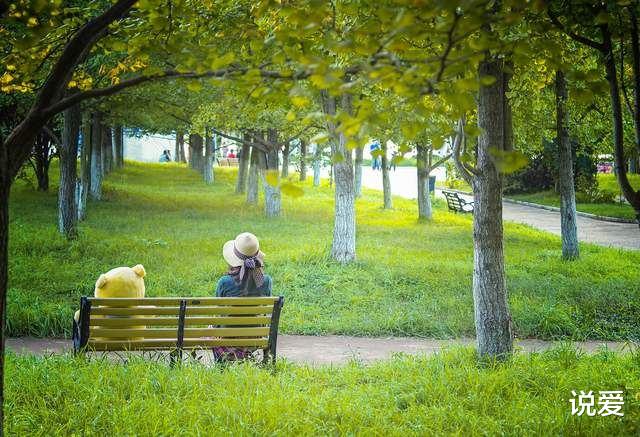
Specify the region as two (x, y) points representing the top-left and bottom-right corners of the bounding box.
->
(73, 296), (284, 360)
(219, 158), (240, 167)
(442, 191), (464, 212)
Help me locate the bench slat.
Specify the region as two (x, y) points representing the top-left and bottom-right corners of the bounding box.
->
(88, 297), (279, 306)
(87, 338), (268, 351)
(90, 305), (274, 316)
(89, 316), (272, 327)
(90, 327), (270, 338)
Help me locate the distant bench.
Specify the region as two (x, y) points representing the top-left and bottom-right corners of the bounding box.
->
(218, 158), (240, 167)
(442, 190), (474, 213)
(72, 296), (284, 364)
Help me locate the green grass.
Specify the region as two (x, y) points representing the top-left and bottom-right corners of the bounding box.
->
(510, 174), (640, 220)
(8, 161), (640, 340)
(6, 346), (640, 435)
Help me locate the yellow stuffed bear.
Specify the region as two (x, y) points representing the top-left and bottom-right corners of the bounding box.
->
(94, 264), (146, 298)
(74, 264), (146, 322)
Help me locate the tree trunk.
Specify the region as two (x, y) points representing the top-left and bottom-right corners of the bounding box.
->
(102, 125), (113, 174)
(299, 139), (307, 182)
(58, 105), (81, 239)
(204, 132), (214, 184)
(354, 146), (363, 197)
(263, 130), (281, 217)
(189, 133), (204, 173)
(281, 142), (290, 178)
(601, 24), (640, 224)
(471, 57), (513, 359)
(236, 138), (250, 194)
(246, 146), (261, 205)
(321, 91), (356, 263)
(175, 131), (182, 164)
(381, 140), (392, 209)
(313, 143), (322, 187)
(416, 145), (432, 220)
(113, 125), (123, 168)
(0, 156), (9, 434)
(77, 112), (91, 220)
(89, 112), (103, 200)
(32, 133), (52, 192)
(555, 70), (579, 259)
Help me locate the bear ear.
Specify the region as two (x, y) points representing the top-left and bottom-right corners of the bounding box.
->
(132, 264), (146, 278)
(96, 274), (108, 289)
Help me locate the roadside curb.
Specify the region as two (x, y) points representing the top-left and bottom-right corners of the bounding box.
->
(437, 188), (636, 224)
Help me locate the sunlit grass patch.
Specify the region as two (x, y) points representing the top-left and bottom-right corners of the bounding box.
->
(8, 161), (640, 340)
(6, 346), (640, 435)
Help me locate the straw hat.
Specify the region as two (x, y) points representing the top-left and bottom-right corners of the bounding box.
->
(222, 232), (264, 267)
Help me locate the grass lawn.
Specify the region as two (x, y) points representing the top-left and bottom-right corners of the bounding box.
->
(8, 161), (640, 340)
(509, 174), (640, 220)
(6, 346), (639, 435)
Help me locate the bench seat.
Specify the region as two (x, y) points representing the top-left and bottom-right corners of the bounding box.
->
(72, 296), (284, 364)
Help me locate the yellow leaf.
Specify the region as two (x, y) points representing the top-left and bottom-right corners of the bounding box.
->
(286, 111), (296, 122)
(0, 73), (14, 84)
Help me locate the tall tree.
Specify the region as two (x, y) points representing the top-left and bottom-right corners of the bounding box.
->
(299, 139), (308, 182)
(58, 105), (81, 239)
(77, 112), (92, 220)
(113, 125), (124, 168)
(454, 56), (514, 359)
(236, 137), (251, 193)
(204, 131), (215, 184)
(381, 140), (392, 209)
(416, 144), (450, 221)
(247, 145), (261, 205)
(555, 70), (579, 259)
(89, 112), (103, 200)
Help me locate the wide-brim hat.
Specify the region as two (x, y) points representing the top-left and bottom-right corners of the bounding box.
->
(223, 232), (265, 267)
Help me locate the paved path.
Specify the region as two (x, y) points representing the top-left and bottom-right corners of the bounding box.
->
(7, 336), (631, 365)
(359, 166), (640, 250)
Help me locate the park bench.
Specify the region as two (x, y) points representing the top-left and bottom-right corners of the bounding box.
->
(442, 190), (474, 213)
(218, 158), (240, 167)
(72, 296), (284, 364)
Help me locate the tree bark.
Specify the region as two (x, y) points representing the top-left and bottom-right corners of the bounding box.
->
(77, 112), (91, 220)
(354, 146), (363, 197)
(236, 137), (250, 194)
(381, 140), (392, 209)
(601, 24), (640, 224)
(555, 70), (579, 259)
(299, 139), (307, 182)
(313, 143), (322, 187)
(113, 125), (123, 168)
(89, 112), (103, 200)
(471, 57), (513, 359)
(416, 145), (432, 220)
(263, 130), (281, 217)
(321, 91), (356, 263)
(281, 141), (290, 178)
(102, 125), (113, 174)
(204, 132), (214, 184)
(0, 154), (9, 434)
(58, 105), (81, 239)
(189, 133), (204, 173)
(246, 145), (261, 205)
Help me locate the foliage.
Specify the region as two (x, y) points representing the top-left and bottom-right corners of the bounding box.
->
(6, 346), (640, 435)
(8, 162), (640, 340)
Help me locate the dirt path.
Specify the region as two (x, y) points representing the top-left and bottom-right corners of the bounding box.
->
(7, 335), (631, 366)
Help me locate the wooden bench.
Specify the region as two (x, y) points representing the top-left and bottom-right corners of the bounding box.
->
(218, 158), (240, 167)
(72, 296), (284, 364)
(442, 190), (474, 213)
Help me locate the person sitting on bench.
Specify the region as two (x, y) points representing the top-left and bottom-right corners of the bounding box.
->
(213, 232), (272, 360)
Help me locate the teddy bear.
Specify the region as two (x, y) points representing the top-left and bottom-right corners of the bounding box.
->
(74, 264), (146, 322)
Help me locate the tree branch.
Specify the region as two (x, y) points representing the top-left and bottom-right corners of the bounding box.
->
(546, 6), (605, 51)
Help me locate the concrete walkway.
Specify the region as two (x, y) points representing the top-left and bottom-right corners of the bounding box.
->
(359, 167), (640, 250)
(7, 335), (631, 365)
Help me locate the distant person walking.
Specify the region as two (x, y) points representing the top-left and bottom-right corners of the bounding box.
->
(370, 140), (381, 170)
(159, 150), (171, 163)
